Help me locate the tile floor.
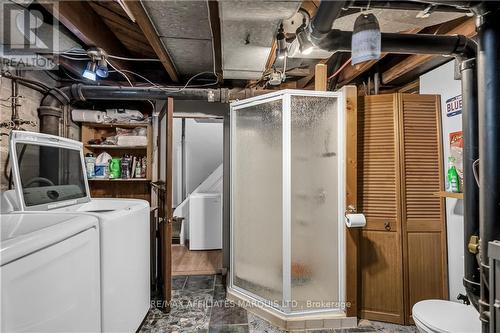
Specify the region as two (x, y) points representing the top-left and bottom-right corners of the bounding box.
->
(139, 275), (418, 333)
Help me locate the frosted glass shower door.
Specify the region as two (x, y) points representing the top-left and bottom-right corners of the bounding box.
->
(231, 97), (284, 303)
(231, 90), (345, 316)
(290, 95), (343, 312)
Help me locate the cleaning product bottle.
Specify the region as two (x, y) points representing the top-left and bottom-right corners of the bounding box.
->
(447, 157), (460, 193)
(85, 153), (96, 179)
(109, 158), (121, 179)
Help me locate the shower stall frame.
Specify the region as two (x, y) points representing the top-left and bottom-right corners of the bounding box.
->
(229, 90), (347, 320)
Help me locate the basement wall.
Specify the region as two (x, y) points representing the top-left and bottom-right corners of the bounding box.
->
(420, 60), (465, 301)
(0, 71), (57, 191)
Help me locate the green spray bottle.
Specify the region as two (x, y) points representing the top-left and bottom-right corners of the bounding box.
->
(447, 157), (460, 193)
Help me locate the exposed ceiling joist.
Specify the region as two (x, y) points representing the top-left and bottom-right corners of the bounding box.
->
(286, 67), (313, 77)
(337, 27), (425, 86)
(87, 2), (156, 58)
(338, 55), (387, 86)
(124, 0), (179, 82)
(43, 1), (134, 78)
(382, 17), (476, 84)
(207, 1), (223, 82)
(47, 1), (126, 55)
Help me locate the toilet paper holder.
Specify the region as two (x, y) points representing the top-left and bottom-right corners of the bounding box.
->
(345, 204), (357, 215)
(344, 205), (366, 228)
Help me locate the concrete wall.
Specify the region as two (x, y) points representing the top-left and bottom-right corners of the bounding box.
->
(420, 60), (464, 301)
(0, 71), (57, 191)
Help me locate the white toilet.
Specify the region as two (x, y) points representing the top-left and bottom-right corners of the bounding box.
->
(412, 299), (481, 333)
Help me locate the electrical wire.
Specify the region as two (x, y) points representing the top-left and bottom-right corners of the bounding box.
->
(59, 54), (89, 61)
(107, 55), (162, 62)
(328, 57), (352, 80)
(109, 69), (218, 90)
(106, 59), (133, 87)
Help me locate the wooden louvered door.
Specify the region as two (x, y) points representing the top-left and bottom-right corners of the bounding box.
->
(358, 94), (405, 324)
(398, 94), (448, 323)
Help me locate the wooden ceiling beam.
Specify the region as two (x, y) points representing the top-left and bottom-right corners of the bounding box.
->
(42, 1), (134, 81)
(382, 18), (476, 85)
(337, 54), (387, 86)
(208, 1), (223, 82)
(124, 0), (179, 83)
(47, 1), (128, 56)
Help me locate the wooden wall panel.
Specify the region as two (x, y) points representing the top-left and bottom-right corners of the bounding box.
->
(358, 94), (404, 324)
(358, 94), (399, 227)
(344, 86), (359, 317)
(407, 233), (446, 308)
(359, 231), (404, 324)
(358, 93), (446, 325)
(399, 94), (447, 322)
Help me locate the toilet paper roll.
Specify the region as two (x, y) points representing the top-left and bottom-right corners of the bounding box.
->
(345, 213), (366, 228)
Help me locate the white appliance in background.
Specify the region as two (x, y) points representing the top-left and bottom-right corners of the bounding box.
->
(6, 131), (150, 333)
(175, 164), (223, 250)
(1, 213), (101, 332)
(188, 193), (223, 250)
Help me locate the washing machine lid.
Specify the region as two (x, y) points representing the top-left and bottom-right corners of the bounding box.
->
(0, 213), (98, 266)
(9, 131), (91, 212)
(412, 300), (481, 333)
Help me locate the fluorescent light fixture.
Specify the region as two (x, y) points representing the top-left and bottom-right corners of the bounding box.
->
(82, 61), (97, 81)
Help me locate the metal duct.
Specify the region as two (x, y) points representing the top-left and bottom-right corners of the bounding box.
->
(219, 0), (301, 80)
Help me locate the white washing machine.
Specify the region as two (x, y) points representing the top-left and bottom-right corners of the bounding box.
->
(6, 131), (151, 333)
(1, 213), (101, 332)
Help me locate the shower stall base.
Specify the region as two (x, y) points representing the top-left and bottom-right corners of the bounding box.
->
(227, 288), (357, 331)
(229, 90), (352, 330)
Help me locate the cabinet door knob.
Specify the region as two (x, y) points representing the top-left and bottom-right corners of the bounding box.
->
(384, 221), (391, 231)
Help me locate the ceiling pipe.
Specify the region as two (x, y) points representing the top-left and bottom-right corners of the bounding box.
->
(308, 0), (480, 310)
(308, 1), (477, 58)
(37, 84), (273, 135)
(346, 1), (473, 13)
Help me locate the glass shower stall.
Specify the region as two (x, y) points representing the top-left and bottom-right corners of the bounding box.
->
(230, 90), (346, 317)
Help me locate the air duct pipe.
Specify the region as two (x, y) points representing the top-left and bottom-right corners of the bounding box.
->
(37, 84), (227, 135)
(308, 0), (480, 312)
(309, 29), (476, 58)
(477, 5), (500, 332)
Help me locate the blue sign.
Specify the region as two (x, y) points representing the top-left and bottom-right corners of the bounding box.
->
(445, 95), (462, 117)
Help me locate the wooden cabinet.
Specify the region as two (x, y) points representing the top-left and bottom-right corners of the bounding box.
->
(358, 93), (447, 325)
(81, 122), (153, 202)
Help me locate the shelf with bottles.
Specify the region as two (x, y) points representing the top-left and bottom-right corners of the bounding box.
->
(88, 178), (150, 182)
(81, 120), (152, 203)
(433, 191), (464, 200)
(84, 144), (147, 150)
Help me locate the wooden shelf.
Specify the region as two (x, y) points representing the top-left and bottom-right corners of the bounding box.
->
(88, 178), (150, 182)
(82, 120), (153, 203)
(433, 191), (464, 199)
(84, 144), (147, 149)
(81, 122), (149, 128)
